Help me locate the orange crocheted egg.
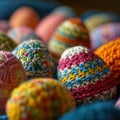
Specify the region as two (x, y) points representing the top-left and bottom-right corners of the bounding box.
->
(95, 39), (120, 85)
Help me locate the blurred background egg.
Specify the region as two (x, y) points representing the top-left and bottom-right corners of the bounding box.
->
(6, 78), (75, 120)
(0, 31), (17, 51)
(51, 5), (76, 18)
(0, 51), (26, 114)
(90, 23), (120, 50)
(59, 100), (120, 120)
(82, 12), (120, 31)
(35, 13), (67, 44)
(7, 26), (40, 44)
(0, 20), (11, 33)
(12, 39), (55, 79)
(57, 46), (116, 106)
(48, 18), (90, 62)
(9, 6), (40, 29)
(95, 39), (120, 96)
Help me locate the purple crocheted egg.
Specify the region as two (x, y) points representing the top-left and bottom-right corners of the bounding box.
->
(57, 46), (116, 106)
(90, 23), (120, 50)
(0, 51), (26, 114)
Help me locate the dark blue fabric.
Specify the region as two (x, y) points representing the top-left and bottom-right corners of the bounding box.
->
(0, 0), (59, 20)
(0, 115), (8, 120)
(59, 100), (120, 120)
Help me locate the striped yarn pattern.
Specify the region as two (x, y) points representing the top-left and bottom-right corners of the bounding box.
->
(58, 46), (116, 105)
(48, 18), (90, 61)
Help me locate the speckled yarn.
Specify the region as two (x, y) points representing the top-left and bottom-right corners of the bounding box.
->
(48, 18), (90, 61)
(12, 40), (55, 79)
(7, 27), (40, 44)
(0, 20), (10, 33)
(0, 51), (26, 114)
(6, 78), (75, 120)
(90, 23), (120, 50)
(0, 31), (17, 51)
(59, 100), (120, 120)
(57, 46), (116, 106)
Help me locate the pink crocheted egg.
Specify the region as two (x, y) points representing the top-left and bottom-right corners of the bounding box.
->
(35, 13), (67, 44)
(0, 51), (26, 114)
(57, 46), (116, 106)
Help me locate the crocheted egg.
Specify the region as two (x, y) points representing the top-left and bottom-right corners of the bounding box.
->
(95, 39), (120, 86)
(9, 6), (40, 29)
(6, 78), (75, 120)
(35, 13), (66, 44)
(90, 23), (120, 50)
(57, 46), (116, 106)
(0, 20), (11, 33)
(51, 6), (76, 18)
(0, 51), (26, 114)
(59, 100), (120, 120)
(12, 40), (55, 79)
(0, 31), (17, 51)
(7, 27), (40, 44)
(48, 18), (90, 61)
(84, 13), (120, 31)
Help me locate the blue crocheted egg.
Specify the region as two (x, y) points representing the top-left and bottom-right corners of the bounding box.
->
(59, 100), (120, 120)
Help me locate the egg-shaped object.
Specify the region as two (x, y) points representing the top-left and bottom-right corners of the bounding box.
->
(0, 31), (17, 51)
(35, 13), (67, 44)
(6, 78), (75, 120)
(9, 6), (40, 29)
(0, 51), (26, 114)
(84, 13), (120, 31)
(48, 18), (90, 62)
(90, 23), (120, 50)
(57, 46), (116, 106)
(51, 6), (76, 18)
(95, 39), (120, 86)
(115, 98), (120, 109)
(0, 20), (11, 33)
(12, 40), (55, 79)
(7, 27), (40, 44)
(59, 101), (120, 120)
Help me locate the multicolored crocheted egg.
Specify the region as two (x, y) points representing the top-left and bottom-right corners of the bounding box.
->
(90, 23), (120, 50)
(95, 39), (120, 86)
(0, 31), (17, 51)
(9, 6), (40, 29)
(0, 20), (11, 33)
(51, 5), (76, 18)
(0, 51), (26, 114)
(12, 40), (55, 79)
(60, 100), (120, 120)
(7, 27), (40, 44)
(57, 46), (116, 106)
(6, 78), (75, 120)
(35, 13), (66, 44)
(48, 18), (90, 61)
